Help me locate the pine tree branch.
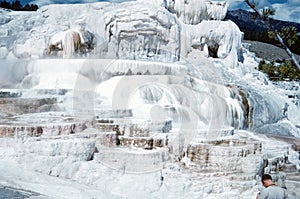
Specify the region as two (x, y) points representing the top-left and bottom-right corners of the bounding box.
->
(244, 0), (300, 69)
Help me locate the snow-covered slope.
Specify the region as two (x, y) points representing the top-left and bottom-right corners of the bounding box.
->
(0, 1), (300, 199)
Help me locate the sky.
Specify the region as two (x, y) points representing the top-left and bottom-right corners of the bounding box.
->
(6, 0), (300, 23)
(228, 0), (300, 23)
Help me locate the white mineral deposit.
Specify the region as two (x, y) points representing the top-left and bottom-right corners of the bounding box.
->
(0, 0), (299, 198)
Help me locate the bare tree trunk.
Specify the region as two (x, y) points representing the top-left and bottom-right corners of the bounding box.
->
(244, 0), (300, 69)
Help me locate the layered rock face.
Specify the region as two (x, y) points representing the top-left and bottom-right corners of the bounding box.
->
(0, 1), (300, 199)
(0, 0), (241, 67)
(164, 0), (228, 24)
(102, 3), (181, 62)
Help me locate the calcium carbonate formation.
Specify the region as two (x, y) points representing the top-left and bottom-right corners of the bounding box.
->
(0, 1), (300, 198)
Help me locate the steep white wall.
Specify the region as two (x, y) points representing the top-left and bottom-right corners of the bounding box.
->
(0, 1), (241, 68)
(182, 20), (242, 68)
(164, 0), (228, 24)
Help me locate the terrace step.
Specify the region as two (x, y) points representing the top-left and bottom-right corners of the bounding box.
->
(188, 172), (257, 193)
(0, 89), (22, 98)
(0, 97), (58, 114)
(95, 109), (133, 119)
(94, 147), (170, 173)
(0, 113), (90, 138)
(93, 117), (172, 136)
(282, 163), (297, 173)
(185, 139), (262, 173)
(119, 135), (167, 150)
(286, 172), (300, 181)
(0, 89), (70, 97)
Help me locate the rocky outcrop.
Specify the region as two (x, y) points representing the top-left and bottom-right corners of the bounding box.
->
(186, 139), (262, 173)
(0, 97), (57, 114)
(48, 29), (95, 58)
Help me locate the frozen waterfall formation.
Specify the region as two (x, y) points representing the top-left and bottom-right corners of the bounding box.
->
(0, 0), (241, 67)
(0, 0), (300, 198)
(1, 0), (299, 136)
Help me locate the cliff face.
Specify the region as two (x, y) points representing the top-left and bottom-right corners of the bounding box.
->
(0, 0), (241, 67)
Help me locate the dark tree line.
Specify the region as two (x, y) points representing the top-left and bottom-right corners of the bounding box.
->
(0, 0), (38, 11)
(259, 60), (300, 81)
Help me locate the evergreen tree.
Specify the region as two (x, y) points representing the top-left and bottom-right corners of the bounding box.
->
(258, 60), (300, 81)
(244, 0), (300, 69)
(0, 1), (10, 9)
(11, 0), (22, 11)
(0, 0), (38, 11)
